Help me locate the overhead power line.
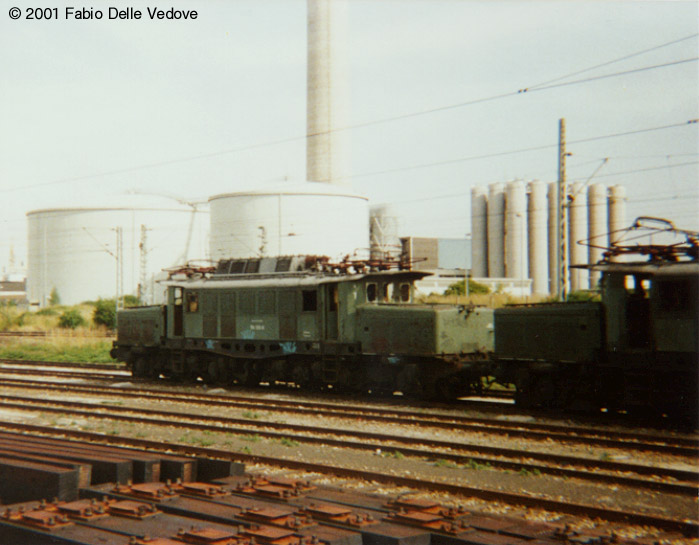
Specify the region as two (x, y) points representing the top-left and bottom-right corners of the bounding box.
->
(520, 58), (698, 93)
(2, 32), (697, 194)
(342, 120), (697, 181)
(523, 33), (698, 91)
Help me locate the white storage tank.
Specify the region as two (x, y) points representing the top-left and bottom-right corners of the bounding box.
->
(209, 182), (369, 261)
(608, 185), (626, 261)
(26, 195), (209, 307)
(369, 205), (401, 260)
(470, 186), (488, 278)
(568, 182), (589, 291)
(487, 183), (505, 278)
(587, 183), (608, 288)
(527, 181), (548, 294)
(505, 181), (527, 279)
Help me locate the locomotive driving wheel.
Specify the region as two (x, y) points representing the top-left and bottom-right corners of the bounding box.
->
(206, 358), (230, 385)
(231, 360), (261, 387)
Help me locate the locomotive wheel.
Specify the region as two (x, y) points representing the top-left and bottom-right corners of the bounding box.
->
(207, 359), (230, 385)
(132, 357), (149, 378)
(231, 360), (260, 387)
(291, 362), (317, 390)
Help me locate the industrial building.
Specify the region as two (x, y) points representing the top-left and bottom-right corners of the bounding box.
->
(471, 181), (626, 295)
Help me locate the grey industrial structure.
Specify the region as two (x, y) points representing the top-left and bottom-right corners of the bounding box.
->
(471, 181), (626, 295)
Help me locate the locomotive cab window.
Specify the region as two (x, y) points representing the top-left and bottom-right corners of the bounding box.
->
(399, 283), (411, 302)
(174, 287), (183, 306)
(302, 290), (317, 312)
(367, 283), (377, 303)
(186, 292), (199, 313)
(328, 284), (338, 311)
(657, 279), (691, 312)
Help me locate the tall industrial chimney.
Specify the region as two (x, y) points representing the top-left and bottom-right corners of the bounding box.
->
(307, 0), (348, 185)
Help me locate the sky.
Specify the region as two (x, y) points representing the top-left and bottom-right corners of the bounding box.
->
(1, 0), (697, 272)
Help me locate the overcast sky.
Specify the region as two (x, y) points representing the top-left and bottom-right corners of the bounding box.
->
(1, 0), (697, 270)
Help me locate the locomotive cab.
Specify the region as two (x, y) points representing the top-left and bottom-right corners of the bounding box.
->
(594, 262), (699, 414)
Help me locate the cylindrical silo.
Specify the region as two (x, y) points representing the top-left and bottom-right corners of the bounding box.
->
(505, 181), (527, 279)
(568, 182), (588, 291)
(26, 195), (209, 307)
(369, 205), (401, 260)
(209, 182), (368, 262)
(527, 181), (548, 294)
(470, 186), (488, 278)
(608, 185), (626, 261)
(588, 184), (608, 288)
(547, 182), (558, 295)
(487, 183), (505, 278)
(307, 0), (348, 184)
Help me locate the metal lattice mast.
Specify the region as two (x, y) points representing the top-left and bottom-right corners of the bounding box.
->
(557, 118), (568, 301)
(138, 224), (148, 304)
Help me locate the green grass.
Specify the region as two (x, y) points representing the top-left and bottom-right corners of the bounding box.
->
(279, 437), (300, 447)
(464, 458), (492, 470)
(0, 338), (113, 363)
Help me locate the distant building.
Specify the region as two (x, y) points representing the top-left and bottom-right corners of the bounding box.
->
(0, 279), (27, 304)
(400, 237), (473, 295)
(401, 237), (471, 270)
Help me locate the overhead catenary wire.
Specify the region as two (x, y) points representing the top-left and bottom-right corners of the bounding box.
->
(1, 38), (696, 194)
(341, 121), (697, 181)
(521, 33), (698, 91)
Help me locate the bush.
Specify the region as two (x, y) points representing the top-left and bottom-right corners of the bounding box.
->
(49, 287), (61, 306)
(123, 295), (142, 307)
(444, 279), (490, 296)
(58, 309), (86, 329)
(567, 290), (600, 302)
(93, 299), (116, 329)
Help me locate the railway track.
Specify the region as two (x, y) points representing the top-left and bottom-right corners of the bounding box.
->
(0, 391), (696, 498)
(0, 420), (695, 537)
(0, 375), (695, 457)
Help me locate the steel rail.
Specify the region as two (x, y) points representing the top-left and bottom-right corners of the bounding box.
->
(0, 421), (694, 537)
(0, 376), (695, 456)
(0, 395), (695, 496)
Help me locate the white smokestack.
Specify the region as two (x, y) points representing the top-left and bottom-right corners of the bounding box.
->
(307, 0), (348, 185)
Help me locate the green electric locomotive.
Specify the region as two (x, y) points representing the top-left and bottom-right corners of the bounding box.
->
(111, 256), (494, 398)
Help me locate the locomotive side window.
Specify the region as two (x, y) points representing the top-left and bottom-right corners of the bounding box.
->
(174, 287), (183, 306)
(186, 292), (199, 313)
(302, 290), (317, 312)
(328, 284), (338, 311)
(657, 279), (691, 312)
(367, 283), (377, 302)
(381, 283), (389, 301)
(399, 283), (411, 302)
